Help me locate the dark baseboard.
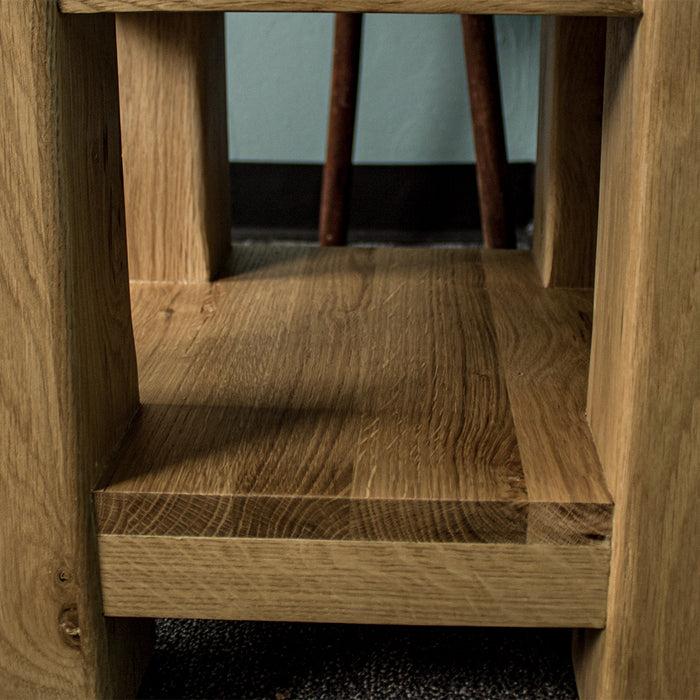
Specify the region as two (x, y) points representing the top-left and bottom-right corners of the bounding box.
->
(230, 162), (534, 243)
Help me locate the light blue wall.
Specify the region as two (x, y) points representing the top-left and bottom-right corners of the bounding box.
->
(225, 13), (540, 164)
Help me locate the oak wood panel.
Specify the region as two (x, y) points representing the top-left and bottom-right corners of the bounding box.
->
(575, 1), (700, 697)
(532, 17), (606, 288)
(478, 247), (542, 290)
(60, 0), (643, 16)
(0, 2), (150, 696)
(487, 287), (607, 504)
(487, 286), (613, 542)
(349, 248), (525, 503)
(97, 492), (529, 542)
(96, 246), (611, 548)
(482, 254), (612, 544)
(98, 536), (610, 628)
(99, 247), (529, 544)
(116, 13), (230, 282)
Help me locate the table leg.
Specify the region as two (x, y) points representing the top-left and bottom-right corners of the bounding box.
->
(578, 1), (700, 696)
(533, 16), (606, 287)
(319, 12), (363, 247)
(117, 12), (230, 282)
(0, 3), (151, 696)
(462, 14), (515, 249)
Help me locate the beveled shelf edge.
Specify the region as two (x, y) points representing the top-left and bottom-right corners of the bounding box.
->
(98, 535), (610, 627)
(60, 0), (643, 17)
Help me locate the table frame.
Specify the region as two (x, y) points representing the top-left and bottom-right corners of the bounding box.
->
(0, 1), (697, 697)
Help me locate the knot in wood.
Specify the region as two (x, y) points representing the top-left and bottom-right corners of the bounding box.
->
(58, 606), (81, 649)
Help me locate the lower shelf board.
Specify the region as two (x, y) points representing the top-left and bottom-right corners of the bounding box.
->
(97, 245), (613, 625)
(98, 536), (610, 628)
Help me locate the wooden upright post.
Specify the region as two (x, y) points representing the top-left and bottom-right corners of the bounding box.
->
(0, 2), (151, 696)
(576, 1), (700, 696)
(116, 13), (230, 281)
(532, 17), (606, 287)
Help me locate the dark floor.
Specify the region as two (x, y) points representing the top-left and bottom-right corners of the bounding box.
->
(137, 619), (579, 700)
(230, 224), (533, 250)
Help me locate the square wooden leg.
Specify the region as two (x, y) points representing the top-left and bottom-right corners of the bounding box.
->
(532, 16), (606, 288)
(576, 1), (700, 696)
(0, 3), (151, 696)
(116, 12), (230, 282)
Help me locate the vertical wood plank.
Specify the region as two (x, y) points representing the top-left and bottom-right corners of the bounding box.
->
(319, 13), (363, 247)
(532, 17), (606, 287)
(0, 2), (151, 696)
(116, 12), (230, 281)
(576, 2), (700, 697)
(461, 15), (514, 249)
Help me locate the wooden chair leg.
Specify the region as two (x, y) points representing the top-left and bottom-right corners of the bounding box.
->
(0, 3), (152, 696)
(319, 13), (363, 247)
(461, 15), (515, 249)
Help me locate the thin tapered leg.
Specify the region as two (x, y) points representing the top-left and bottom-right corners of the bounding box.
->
(319, 13), (363, 247)
(461, 15), (514, 249)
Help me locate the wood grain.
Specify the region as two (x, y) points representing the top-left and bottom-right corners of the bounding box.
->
(98, 536), (610, 628)
(482, 253), (612, 543)
(96, 246), (611, 549)
(532, 17), (606, 288)
(575, 1), (700, 697)
(487, 289), (613, 543)
(0, 2), (150, 696)
(116, 12), (230, 282)
(487, 286), (605, 504)
(60, 0), (643, 16)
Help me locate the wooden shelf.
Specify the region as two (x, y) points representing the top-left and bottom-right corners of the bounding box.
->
(97, 245), (612, 627)
(60, 0), (643, 17)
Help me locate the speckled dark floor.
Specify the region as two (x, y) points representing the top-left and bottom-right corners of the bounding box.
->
(137, 619), (579, 699)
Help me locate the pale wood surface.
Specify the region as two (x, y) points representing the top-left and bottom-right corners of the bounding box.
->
(99, 536), (610, 627)
(0, 2), (150, 696)
(116, 12), (230, 282)
(575, 1), (700, 697)
(485, 277), (613, 543)
(532, 17), (605, 288)
(61, 0), (643, 16)
(96, 246), (612, 548)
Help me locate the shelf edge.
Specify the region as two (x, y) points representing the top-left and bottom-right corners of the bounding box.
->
(99, 535), (610, 627)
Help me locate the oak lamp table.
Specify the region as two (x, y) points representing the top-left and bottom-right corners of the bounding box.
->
(1, 0), (697, 698)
